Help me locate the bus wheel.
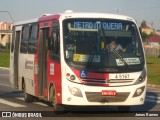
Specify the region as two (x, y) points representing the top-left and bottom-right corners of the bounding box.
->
(49, 85), (57, 109)
(118, 106), (130, 112)
(23, 82), (34, 103)
(49, 85), (65, 112)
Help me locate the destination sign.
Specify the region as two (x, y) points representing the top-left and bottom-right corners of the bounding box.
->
(73, 21), (123, 30)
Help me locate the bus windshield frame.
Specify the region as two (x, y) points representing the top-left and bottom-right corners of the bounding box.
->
(63, 18), (145, 73)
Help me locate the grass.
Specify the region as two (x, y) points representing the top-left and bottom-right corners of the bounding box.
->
(0, 52), (10, 68)
(146, 57), (160, 85)
(0, 52), (159, 85)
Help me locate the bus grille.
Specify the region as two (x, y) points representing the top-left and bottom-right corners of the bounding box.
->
(81, 78), (134, 85)
(85, 92), (130, 102)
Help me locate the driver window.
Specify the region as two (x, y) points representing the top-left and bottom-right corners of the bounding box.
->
(50, 22), (60, 62)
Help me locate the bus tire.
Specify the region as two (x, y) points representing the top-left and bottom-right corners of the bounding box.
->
(23, 82), (34, 103)
(49, 85), (65, 113)
(49, 85), (57, 108)
(118, 106), (130, 112)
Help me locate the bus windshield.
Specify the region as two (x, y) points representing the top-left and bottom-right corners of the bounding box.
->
(63, 19), (145, 72)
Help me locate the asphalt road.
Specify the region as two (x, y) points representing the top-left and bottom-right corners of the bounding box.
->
(0, 68), (160, 120)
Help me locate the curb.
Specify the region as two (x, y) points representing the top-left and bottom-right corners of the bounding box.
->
(147, 84), (160, 89)
(0, 67), (9, 70)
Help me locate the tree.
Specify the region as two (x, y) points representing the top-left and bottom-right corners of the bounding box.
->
(139, 20), (155, 41)
(140, 31), (149, 41)
(141, 20), (147, 28)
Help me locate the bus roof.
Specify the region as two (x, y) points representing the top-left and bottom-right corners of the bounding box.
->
(14, 18), (38, 26)
(60, 12), (134, 21)
(39, 12), (135, 22)
(14, 12), (135, 26)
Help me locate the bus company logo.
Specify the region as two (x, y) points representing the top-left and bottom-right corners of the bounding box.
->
(2, 112), (11, 117)
(25, 60), (34, 70)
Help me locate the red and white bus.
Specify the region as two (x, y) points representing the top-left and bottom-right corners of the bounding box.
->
(10, 11), (147, 111)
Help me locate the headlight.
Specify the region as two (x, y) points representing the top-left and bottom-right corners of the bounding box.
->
(66, 72), (81, 84)
(68, 86), (83, 97)
(66, 73), (75, 81)
(133, 86), (145, 97)
(70, 75), (76, 80)
(134, 69), (147, 85)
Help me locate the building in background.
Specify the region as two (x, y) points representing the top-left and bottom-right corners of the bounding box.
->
(0, 22), (13, 47)
(144, 34), (160, 47)
(140, 23), (155, 35)
(156, 30), (160, 35)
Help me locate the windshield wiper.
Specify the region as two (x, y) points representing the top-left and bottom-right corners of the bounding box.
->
(87, 22), (104, 68)
(112, 49), (128, 66)
(86, 46), (99, 67)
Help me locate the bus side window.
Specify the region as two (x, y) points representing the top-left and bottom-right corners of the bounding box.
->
(20, 25), (29, 53)
(50, 22), (60, 62)
(28, 24), (38, 54)
(11, 27), (15, 53)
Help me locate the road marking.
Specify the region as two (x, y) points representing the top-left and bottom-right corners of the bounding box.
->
(33, 102), (49, 107)
(0, 83), (13, 88)
(0, 74), (9, 76)
(0, 98), (26, 107)
(16, 97), (24, 101)
(146, 95), (160, 103)
(147, 91), (160, 93)
(16, 97), (48, 107)
(146, 95), (160, 99)
(145, 99), (160, 103)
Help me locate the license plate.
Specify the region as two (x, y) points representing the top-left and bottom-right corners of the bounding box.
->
(101, 90), (117, 96)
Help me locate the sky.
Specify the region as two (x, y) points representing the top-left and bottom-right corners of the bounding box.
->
(0, 0), (160, 30)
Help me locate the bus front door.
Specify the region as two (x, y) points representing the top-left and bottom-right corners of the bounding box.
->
(38, 28), (49, 96)
(13, 28), (21, 89)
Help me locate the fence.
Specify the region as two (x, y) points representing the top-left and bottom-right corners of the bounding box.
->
(144, 46), (160, 57)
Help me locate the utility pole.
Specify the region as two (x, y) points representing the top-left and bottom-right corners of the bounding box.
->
(115, 8), (121, 14)
(0, 11), (14, 23)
